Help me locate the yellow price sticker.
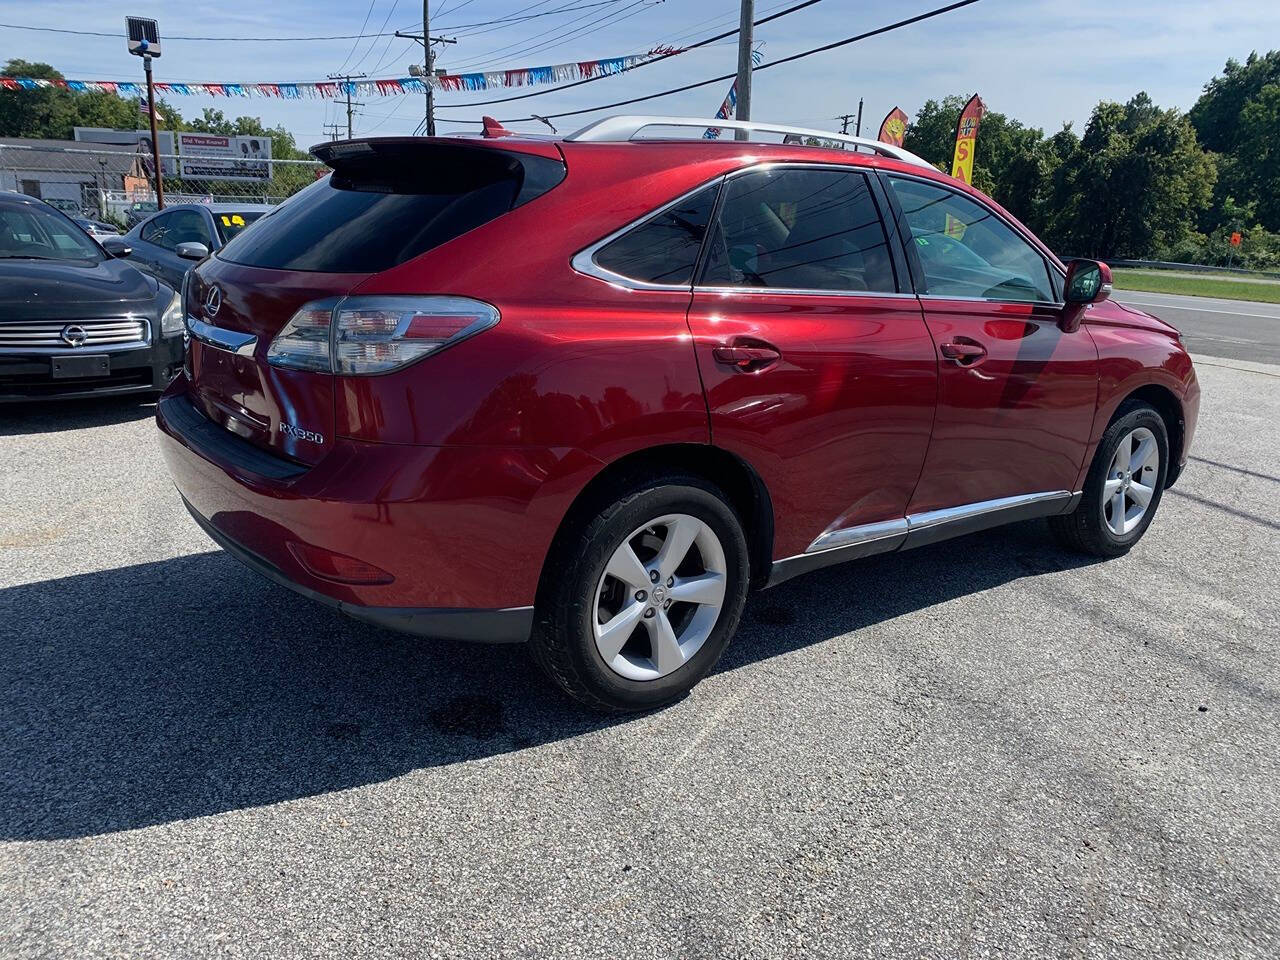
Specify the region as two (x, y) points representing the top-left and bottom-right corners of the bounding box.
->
(220, 214), (246, 227)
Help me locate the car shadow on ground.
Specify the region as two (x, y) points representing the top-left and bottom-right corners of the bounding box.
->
(0, 521), (1099, 841)
(0, 395), (157, 436)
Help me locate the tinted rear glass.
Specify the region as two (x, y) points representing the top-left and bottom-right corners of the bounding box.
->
(592, 183), (719, 285)
(218, 144), (564, 273)
(214, 211), (265, 243)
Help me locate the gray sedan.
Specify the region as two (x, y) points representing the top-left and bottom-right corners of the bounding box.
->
(109, 203), (271, 289)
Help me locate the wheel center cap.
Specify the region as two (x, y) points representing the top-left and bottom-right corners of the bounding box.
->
(651, 585), (667, 603)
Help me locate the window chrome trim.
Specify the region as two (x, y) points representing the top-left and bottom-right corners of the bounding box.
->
(694, 285), (920, 301)
(186, 315), (258, 357)
(573, 160), (909, 295)
(570, 177), (727, 291)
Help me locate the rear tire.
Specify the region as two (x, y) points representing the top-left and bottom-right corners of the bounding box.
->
(530, 474), (750, 713)
(1050, 402), (1169, 557)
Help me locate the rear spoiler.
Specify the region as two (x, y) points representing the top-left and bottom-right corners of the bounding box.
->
(309, 138), (565, 206)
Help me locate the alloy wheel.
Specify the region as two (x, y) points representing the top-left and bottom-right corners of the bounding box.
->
(1102, 426), (1160, 536)
(592, 513), (728, 682)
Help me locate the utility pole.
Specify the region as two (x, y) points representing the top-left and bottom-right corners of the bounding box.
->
(395, 17), (456, 137)
(327, 73), (366, 139)
(855, 97), (864, 137)
(837, 100), (865, 137)
(323, 122), (343, 142)
(734, 0), (754, 141)
(838, 113), (854, 134)
(423, 0), (433, 135)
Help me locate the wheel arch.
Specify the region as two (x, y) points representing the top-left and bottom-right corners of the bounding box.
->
(1114, 382), (1186, 486)
(536, 443), (776, 602)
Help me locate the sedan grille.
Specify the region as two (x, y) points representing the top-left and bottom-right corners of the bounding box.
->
(0, 318), (149, 350)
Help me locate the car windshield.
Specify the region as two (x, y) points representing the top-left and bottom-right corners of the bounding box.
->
(213, 210), (266, 243)
(0, 204), (102, 261)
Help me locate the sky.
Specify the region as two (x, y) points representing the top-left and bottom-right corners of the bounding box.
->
(2, 0), (1279, 148)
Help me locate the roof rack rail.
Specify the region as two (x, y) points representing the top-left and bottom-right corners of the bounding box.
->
(564, 115), (935, 170)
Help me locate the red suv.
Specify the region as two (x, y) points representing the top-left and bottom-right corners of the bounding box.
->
(156, 116), (1200, 712)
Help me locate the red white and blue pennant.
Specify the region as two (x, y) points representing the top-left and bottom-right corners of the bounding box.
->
(0, 46), (683, 100)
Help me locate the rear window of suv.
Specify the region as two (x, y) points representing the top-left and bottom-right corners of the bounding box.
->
(217, 142), (565, 273)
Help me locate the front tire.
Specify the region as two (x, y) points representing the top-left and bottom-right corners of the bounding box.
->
(1050, 402), (1169, 557)
(531, 475), (750, 712)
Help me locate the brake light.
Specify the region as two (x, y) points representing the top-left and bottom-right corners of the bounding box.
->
(266, 300), (338, 372)
(267, 296), (498, 375)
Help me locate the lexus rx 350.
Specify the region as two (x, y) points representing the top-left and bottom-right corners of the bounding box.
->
(156, 117), (1199, 712)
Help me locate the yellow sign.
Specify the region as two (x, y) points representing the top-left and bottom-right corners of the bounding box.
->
(220, 214), (246, 227)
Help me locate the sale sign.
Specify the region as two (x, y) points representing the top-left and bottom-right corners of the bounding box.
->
(950, 94), (985, 184)
(945, 94), (985, 239)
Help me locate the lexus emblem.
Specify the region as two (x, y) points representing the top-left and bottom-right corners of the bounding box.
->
(204, 285), (222, 318)
(60, 324), (88, 347)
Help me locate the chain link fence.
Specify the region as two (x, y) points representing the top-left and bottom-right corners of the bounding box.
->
(0, 140), (326, 230)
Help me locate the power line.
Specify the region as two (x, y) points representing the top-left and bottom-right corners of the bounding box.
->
(468, 0), (984, 126)
(439, 1), (626, 34)
(435, 0), (822, 110)
(444, 0), (649, 74)
(337, 0), (381, 72)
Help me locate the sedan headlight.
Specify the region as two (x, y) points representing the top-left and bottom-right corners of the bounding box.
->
(160, 289), (184, 337)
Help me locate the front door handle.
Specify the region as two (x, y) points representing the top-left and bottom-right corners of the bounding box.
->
(940, 340), (988, 365)
(712, 341), (782, 372)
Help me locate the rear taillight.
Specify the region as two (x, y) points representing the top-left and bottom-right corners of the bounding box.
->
(267, 296), (498, 375)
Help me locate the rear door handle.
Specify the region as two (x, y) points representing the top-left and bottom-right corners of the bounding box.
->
(712, 342), (782, 371)
(940, 340), (988, 365)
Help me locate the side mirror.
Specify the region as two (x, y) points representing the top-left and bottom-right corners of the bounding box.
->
(101, 237), (132, 258)
(1060, 259), (1112, 333)
(176, 241), (210, 261)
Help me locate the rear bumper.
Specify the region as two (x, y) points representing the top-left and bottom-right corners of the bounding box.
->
(0, 337), (183, 403)
(185, 498), (532, 643)
(155, 377), (575, 641)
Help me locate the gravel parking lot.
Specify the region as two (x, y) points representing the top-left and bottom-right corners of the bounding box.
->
(2, 355), (1277, 959)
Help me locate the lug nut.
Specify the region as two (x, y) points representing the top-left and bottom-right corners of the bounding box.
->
(635, 590), (647, 602)
(644, 608), (655, 618)
(666, 576), (674, 587)
(649, 570), (659, 583)
(664, 599), (672, 609)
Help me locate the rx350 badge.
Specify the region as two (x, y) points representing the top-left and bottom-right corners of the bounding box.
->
(279, 422), (324, 444)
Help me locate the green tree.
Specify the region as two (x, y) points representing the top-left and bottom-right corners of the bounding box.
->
(1231, 83), (1280, 229)
(1049, 93), (1216, 259)
(0, 59), (183, 139)
(901, 95), (1064, 234)
(0, 60), (79, 138)
(1188, 50), (1280, 154)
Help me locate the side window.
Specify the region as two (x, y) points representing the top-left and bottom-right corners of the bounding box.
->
(700, 167), (897, 293)
(140, 213), (170, 247)
(886, 176), (1055, 303)
(591, 183), (719, 286)
(166, 210), (213, 248)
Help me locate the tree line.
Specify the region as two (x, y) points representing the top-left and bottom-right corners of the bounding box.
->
(0, 59), (317, 206)
(903, 51), (1280, 270)
(4, 52), (1279, 268)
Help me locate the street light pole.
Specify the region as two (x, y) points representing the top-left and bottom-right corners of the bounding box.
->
(734, 0), (754, 141)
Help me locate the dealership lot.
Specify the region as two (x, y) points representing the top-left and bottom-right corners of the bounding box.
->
(1, 350), (1277, 957)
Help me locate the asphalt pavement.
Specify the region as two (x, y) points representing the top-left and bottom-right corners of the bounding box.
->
(2, 306), (1278, 958)
(1114, 289), (1280, 365)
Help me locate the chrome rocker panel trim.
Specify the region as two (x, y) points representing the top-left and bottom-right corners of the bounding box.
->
(767, 490), (1081, 587)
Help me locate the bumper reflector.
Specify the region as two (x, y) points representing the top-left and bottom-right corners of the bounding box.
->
(287, 541), (395, 585)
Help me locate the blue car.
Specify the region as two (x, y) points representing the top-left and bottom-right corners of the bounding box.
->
(113, 203), (271, 289)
